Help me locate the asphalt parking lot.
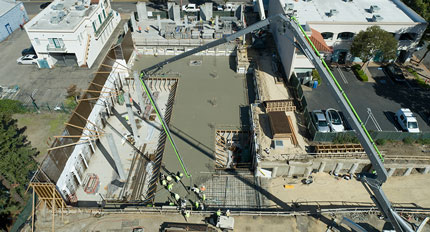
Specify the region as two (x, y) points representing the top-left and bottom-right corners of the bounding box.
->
(0, 24), (125, 109)
(304, 66), (430, 132)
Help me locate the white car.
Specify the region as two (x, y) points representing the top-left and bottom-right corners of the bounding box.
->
(182, 4), (199, 12)
(17, 55), (38, 65)
(312, 110), (330, 133)
(395, 108), (419, 133)
(325, 108), (345, 132)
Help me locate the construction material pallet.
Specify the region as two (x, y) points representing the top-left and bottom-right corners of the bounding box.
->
(264, 99), (296, 112)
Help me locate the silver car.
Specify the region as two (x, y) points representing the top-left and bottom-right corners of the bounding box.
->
(312, 110), (330, 132)
(17, 55), (38, 65)
(325, 108), (345, 132)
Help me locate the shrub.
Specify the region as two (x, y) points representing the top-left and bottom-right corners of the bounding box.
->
(312, 69), (321, 85)
(333, 133), (359, 144)
(352, 64), (368, 82)
(375, 139), (387, 146)
(64, 96), (77, 110)
(406, 67), (419, 78)
(402, 137), (415, 145)
(415, 76), (430, 89)
(417, 138), (430, 145)
(0, 99), (27, 115)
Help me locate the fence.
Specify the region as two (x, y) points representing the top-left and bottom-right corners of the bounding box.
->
(10, 194), (36, 232)
(290, 74), (430, 142)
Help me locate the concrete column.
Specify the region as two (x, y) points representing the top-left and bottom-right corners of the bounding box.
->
(124, 92), (139, 140)
(387, 168), (396, 177)
(423, 166), (430, 174)
(88, 138), (95, 153)
(72, 168), (82, 185)
(403, 167), (413, 176)
(271, 167), (278, 178)
(304, 166), (313, 177)
(173, 5), (181, 23)
(287, 166), (295, 177)
(318, 162), (326, 173)
(136, 2), (148, 20)
(215, 16), (219, 29)
(106, 133), (126, 180)
(157, 15), (161, 32)
(349, 163), (359, 175)
(130, 13), (137, 32)
(133, 72), (145, 115)
(334, 163), (343, 175)
(80, 153), (89, 168)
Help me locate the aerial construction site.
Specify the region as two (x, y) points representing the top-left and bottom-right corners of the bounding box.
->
(24, 1), (430, 231)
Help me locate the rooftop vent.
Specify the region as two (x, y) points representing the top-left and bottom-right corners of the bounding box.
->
(370, 5), (381, 13)
(344, 0), (353, 2)
(372, 14), (383, 22)
(284, 3), (294, 12)
(328, 9), (339, 17)
(303, 0), (312, 2)
(75, 5), (85, 10)
(50, 11), (66, 24)
(51, 3), (64, 10)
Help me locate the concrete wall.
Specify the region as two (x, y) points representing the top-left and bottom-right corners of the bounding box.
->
(0, 2), (28, 42)
(56, 59), (128, 198)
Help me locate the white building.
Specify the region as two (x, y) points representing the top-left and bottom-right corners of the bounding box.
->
(268, 0), (428, 77)
(24, 0), (121, 68)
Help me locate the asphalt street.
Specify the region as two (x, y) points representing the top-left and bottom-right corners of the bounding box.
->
(304, 67), (430, 132)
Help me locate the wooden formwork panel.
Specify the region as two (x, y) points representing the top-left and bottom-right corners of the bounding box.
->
(287, 115), (298, 147)
(264, 100), (296, 112)
(31, 183), (65, 209)
(214, 130), (250, 170)
(315, 144), (364, 154)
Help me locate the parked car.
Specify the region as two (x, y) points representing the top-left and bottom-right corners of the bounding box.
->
(17, 55), (38, 65)
(312, 110), (330, 133)
(395, 108), (419, 132)
(182, 4), (199, 12)
(385, 64), (406, 82)
(21, 46), (36, 57)
(325, 108), (345, 132)
(40, 2), (51, 9)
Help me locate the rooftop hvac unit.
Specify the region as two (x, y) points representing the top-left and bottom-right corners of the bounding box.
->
(370, 5), (381, 13)
(372, 14), (383, 22)
(284, 3), (294, 12)
(344, 0), (353, 2)
(75, 5), (85, 10)
(328, 9), (339, 17)
(51, 3), (64, 10)
(303, 0), (312, 2)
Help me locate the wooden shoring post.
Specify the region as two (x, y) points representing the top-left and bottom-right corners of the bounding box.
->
(90, 81), (117, 91)
(47, 138), (100, 151)
(93, 71), (113, 74)
(72, 110), (106, 133)
(32, 186), (35, 232)
(52, 185), (55, 232)
(61, 199), (64, 222)
(64, 123), (101, 134)
(78, 94), (119, 102)
(53, 135), (100, 139)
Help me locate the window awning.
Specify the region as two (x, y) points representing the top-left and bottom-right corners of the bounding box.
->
(309, 28), (333, 53)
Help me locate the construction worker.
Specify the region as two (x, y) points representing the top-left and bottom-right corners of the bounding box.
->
(192, 187), (200, 194)
(180, 199), (187, 209)
(216, 209), (221, 217)
(174, 193), (180, 201)
(166, 175), (173, 182)
(169, 201), (175, 206)
(185, 210), (190, 222)
(161, 179), (167, 186)
(201, 193), (206, 201)
(200, 203), (205, 211)
(167, 183), (173, 191)
(226, 209), (231, 217)
(175, 172), (183, 182)
(195, 201), (200, 210)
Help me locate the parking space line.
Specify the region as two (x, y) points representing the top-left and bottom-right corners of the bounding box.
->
(337, 68), (348, 84)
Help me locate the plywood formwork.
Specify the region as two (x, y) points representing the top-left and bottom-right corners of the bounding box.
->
(315, 144), (364, 154)
(214, 130), (252, 170)
(30, 183), (65, 210)
(264, 99), (296, 112)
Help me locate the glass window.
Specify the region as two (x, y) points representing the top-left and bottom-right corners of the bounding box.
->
(103, 9), (106, 19)
(34, 38), (40, 45)
(399, 33), (417, 41)
(98, 14), (102, 24)
(321, 32), (334, 40)
(92, 21), (97, 33)
(337, 32), (355, 40)
(408, 122), (418, 129)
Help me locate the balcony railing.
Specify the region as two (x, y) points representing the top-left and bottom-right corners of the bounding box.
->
(95, 12), (113, 38)
(47, 44), (66, 52)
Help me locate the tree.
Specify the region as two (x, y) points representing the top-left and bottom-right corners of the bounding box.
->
(350, 26), (398, 68)
(418, 43), (430, 64)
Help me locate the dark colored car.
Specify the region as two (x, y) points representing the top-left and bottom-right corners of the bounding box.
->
(40, 2), (51, 9)
(21, 46), (37, 57)
(385, 64), (406, 82)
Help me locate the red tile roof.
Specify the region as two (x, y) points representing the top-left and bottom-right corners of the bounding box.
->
(309, 28), (333, 53)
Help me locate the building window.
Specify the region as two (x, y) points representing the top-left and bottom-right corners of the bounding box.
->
(337, 32), (354, 40)
(399, 33), (417, 41)
(321, 32), (334, 40)
(98, 14), (102, 24)
(92, 21), (97, 33)
(103, 9), (106, 19)
(48, 38), (64, 48)
(34, 38), (40, 45)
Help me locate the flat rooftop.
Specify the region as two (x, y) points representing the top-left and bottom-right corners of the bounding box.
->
(27, 0), (96, 31)
(0, 0), (16, 17)
(279, 0), (417, 24)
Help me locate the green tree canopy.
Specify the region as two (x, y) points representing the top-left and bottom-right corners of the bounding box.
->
(350, 26), (398, 67)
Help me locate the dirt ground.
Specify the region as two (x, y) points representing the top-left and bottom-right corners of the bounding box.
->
(265, 172), (430, 208)
(14, 112), (69, 163)
(379, 141), (430, 157)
